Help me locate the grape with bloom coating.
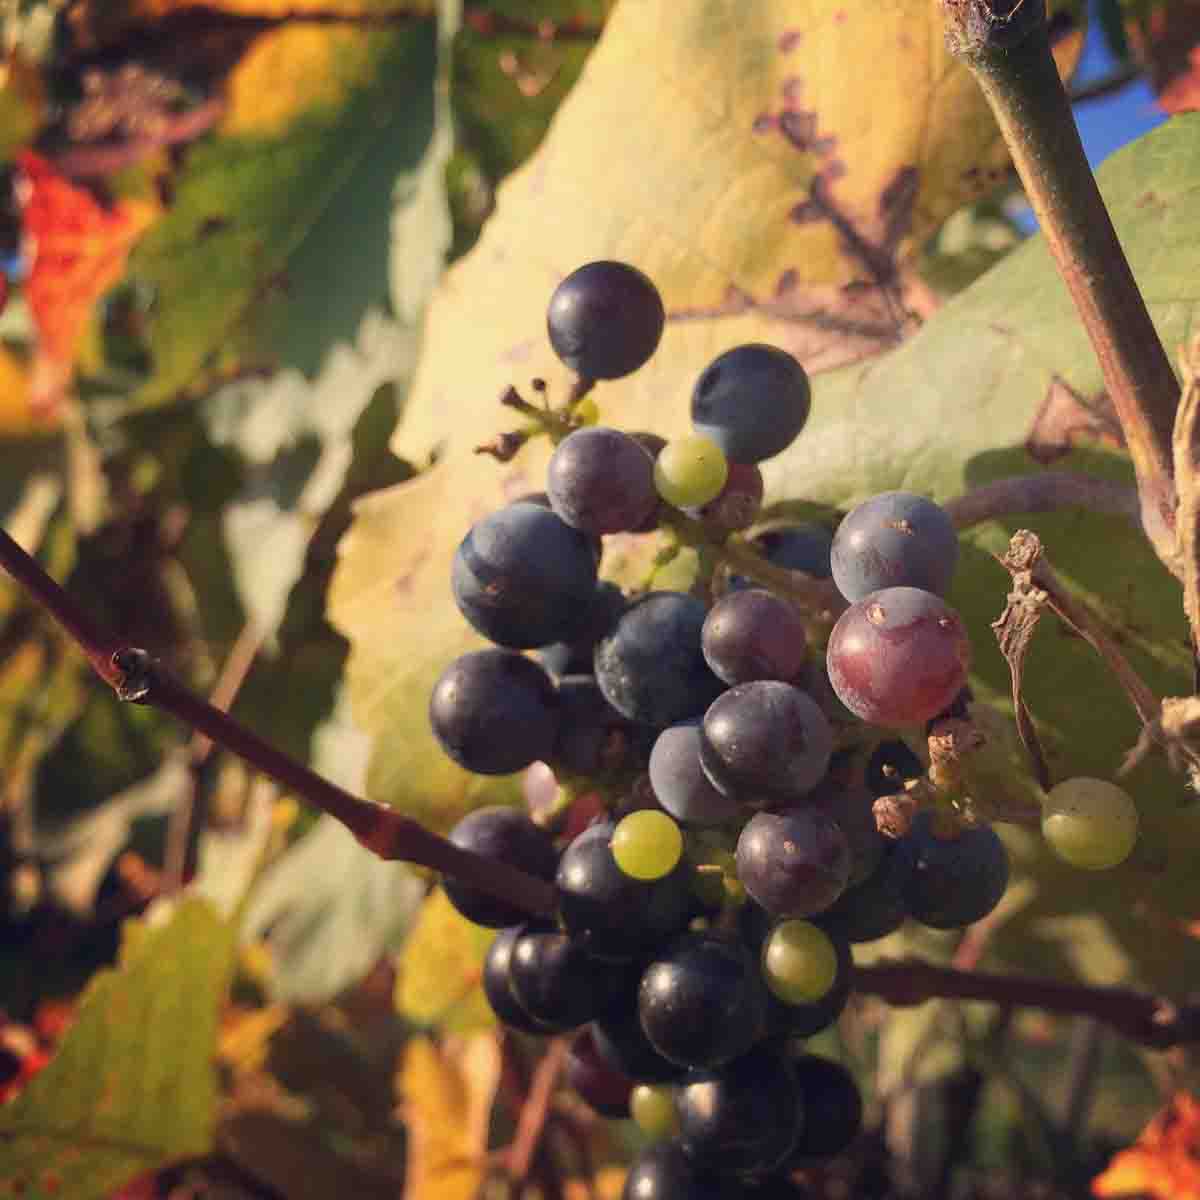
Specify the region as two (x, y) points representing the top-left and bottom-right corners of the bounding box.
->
(547, 260), (664, 380)
(1042, 777), (1138, 869)
(612, 809), (684, 881)
(654, 434), (729, 508)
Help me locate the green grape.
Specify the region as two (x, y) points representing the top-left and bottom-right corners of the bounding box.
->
(654, 434), (729, 508)
(1042, 777), (1138, 870)
(611, 809), (684, 881)
(573, 395), (600, 426)
(761, 918), (839, 1005)
(631, 1083), (679, 1138)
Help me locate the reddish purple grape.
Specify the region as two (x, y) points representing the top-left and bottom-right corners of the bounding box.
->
(825, 587), (970, 727)
(692, 461), (764, 532)
(701, 588), (808, 685)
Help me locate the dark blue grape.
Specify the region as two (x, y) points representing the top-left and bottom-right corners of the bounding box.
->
(735, 808), (850, 918)
(898, 811), (1009, 929)
(592, 1011), (687, 1085)
(638, 935), (767, 1069)
(552, 675), (641, 775)
(442, 806), (558, 928)
(830, 491), (958, 602)
(866, 738), (925, 797)
(691, 344), (811, 464)
(483, 924), (556, 1034)
(556, 822), (695, 959)
(755, 524), (834, 578)
(547, 426), (659, 534)
(547, 261), (664, 380)
(452, 500), (598, 648)
(429, 650), (559, 775)
(785, 1054), (862, 1161)
(816, 841), (912, 943)
(701, 588), (808, 686)
(537, 580), (626, 677)
(508, 925), (630, 1032)
(621, 1141), (742, 1200)
(648, 721), (741, 827)
(594, 592), (724, 727)
(700, 681), (833, 802)
(675, 1045), (804, 1175)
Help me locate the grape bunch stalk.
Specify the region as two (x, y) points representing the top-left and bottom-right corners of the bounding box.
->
(423, 260), (1151, 1196)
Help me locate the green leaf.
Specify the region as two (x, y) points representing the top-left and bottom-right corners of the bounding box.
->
(765, 113), (1200, 992)
(0, 898), (236, 1200)
(122, 18), (438, 408)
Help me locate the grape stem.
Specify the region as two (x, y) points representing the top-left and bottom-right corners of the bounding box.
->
(855, 960), (1200, 1049)
(0, 525), (559, 918)
(941, 0), (1181, 576)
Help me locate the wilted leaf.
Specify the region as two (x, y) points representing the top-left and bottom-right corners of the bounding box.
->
(329, 0), (1012, 827)
(1093, 1091), (1200, 1199)
(395, 887), (496, 1032)
(17, 150), (158, 416)
(398, 1033), (501, 1200)
(0, 897), (235, 1200)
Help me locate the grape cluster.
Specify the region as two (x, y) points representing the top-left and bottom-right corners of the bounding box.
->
(425, 261), (1029, 1193)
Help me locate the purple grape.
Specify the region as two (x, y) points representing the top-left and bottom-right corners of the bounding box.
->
(547, 261), (665, 380)
(547, 426), (659, 534)
(429, 650), (559, 775)
(700, 681), (833, 802)
(566, 1027), (634, 1118)
(693, 461), (764, 532)
(830, 491), (958, 602)
(452, 500), (598, 648)
(807, 765), (885, 887)
(508, 926), (629, 1032)
(825, 588), (970, 727)
(442, 806), (558, 928)
(691, 343), (811, 464)
(594, 592), (724, 727)
(735, 808), (851, 918)
(701, 588), (808, 685)
(648, 721), (741, 827)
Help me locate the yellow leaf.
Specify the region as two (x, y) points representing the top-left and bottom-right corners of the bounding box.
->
(395, 887), (497, 1032)
(398, 1033), (501, 1200)
(0, 345), (59, 436)
(1094, 1092), (1200, 1200)
(219, 25), (373, 138)
(329, 0), (1020, 823)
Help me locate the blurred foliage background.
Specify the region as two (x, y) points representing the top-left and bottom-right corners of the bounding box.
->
(0, 0), (1199, 1197)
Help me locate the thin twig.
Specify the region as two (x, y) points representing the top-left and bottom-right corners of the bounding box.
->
(854, 960), (1200, 1048)
(944, 472), (1139, 531)
(0, 526), (558, 917)
(507, 1038), (568, 1183)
